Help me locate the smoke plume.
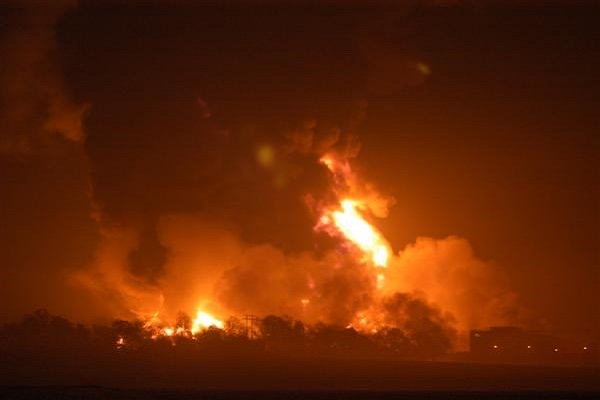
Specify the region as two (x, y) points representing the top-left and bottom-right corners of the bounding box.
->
(0, 0), (89, 155)
(0, 1), (527, 349)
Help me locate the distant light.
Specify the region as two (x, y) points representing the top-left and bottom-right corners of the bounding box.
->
(583, 346), (588, 351)
(493, 345), (498, 349)
(256, 144), (275, 167)
(554, 348), (559, 352)
(527, 345), (532, 349)
(416, 61), (431, 76)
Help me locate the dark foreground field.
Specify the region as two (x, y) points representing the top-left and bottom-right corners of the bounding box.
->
(0, 387), (599, 400)
(1, 353), (598, 393)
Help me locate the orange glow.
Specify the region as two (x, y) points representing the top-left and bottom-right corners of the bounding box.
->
(191, 310), (224, 333)
(142, 309), (224, 339)
(323, 199), (390, 267)
(377, 273), (385, 289)
(317, 154), (391, 270)
(162, 327), (175, 336)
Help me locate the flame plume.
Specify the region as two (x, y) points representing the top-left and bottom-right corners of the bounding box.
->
(316, 154), (391, 269)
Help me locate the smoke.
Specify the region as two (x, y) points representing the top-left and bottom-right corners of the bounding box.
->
(386, 236), (520, 333)
(0, 0), (89, 156)
(217, 246), (376, 326)
(157, 214), (242, 318)
(380, 292), (457, 355)
(75, 100), (520, 349)
(70, 225), (165, 320)
(0, 0), (522, 348)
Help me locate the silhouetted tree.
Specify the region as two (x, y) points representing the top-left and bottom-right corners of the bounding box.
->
(373, 327), (411, 354)
(176, 312), (191, 331)
(111, 319), (145, 348)
(260, 315), (294, 341)
(224, 316), (246, 337)
(382, 293), (456, 358)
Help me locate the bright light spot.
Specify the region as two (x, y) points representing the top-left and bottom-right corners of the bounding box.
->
(554, 348), (559, 352)
(163, 327), (174, 336)
(373, 245), (388, 267)
(256, 144), (275, 167)
(301, 298), (310, 306)
(493, 345), (498, 349)
(329, 199), (390, 267)
(191, 310), (224, 334)
(377, 273), (385, 289)
(416, 61), (431, 75)
(583, 346), (588, 351)
(527, 345), (532, 349)
(320, 156), (334, 169)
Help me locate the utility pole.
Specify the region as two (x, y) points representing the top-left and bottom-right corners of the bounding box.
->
(244, 314), (259, 339)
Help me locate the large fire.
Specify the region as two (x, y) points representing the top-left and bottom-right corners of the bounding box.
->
(135, 150), (394, 343)
(314, 153), (396, 330)
(316, 153), (391, 269)
(191, 310), (224, 333)
(319, 199), (389, 267)
(141, 309), (224, 342)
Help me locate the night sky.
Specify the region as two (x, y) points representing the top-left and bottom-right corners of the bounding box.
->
(0, 0), (598, 342)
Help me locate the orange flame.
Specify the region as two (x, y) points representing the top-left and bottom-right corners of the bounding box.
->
(317, 155), (391, 269)
(141, 308), (224, 340)
(191, 310), (224, 333)
(328, 199), (389, 267)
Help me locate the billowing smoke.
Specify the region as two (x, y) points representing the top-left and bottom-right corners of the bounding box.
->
(0, 0), (89, 155)
(380, 293), (457, 356)
(386, 236), (520, 334)
(0, 0), (524, 349)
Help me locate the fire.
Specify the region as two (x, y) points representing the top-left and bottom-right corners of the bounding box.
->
(123, 151), (394, 340)
(140, 308), (224, 341)
(328, 199), (389, 267)
(191, 310), (224, 333)
(317, 154), (391, 269)
(314, 153), (394, 331)
(162, 327), (175, 336)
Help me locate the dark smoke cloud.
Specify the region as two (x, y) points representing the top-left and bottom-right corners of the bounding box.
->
(217, 246), (377, 326)
(381, 292), (457, 355)
(59, 2), (525, 340)
(63, 0), (454, 308)
(0, 0), (89, 156)
(0, 0), (101, 322)
(0, 0), (534, 344)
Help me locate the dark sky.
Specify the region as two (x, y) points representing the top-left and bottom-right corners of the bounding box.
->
(0, 1), (598, 339)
